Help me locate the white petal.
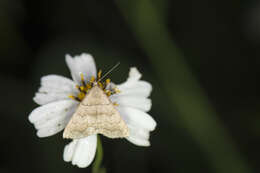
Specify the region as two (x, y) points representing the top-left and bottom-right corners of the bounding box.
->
(116, 105), (155, 147)
(127, 67), (142, 81)
(116, 67), (152, 98)
(127, 124), (150, 140)
(41, 75), (76, 90)
(33, 75), (78, 105)
(65, 53), (97, 84)
(110, 95), (151, 112)
(36, 125), (65, 138)
(117, 106), (156, 131)
(28, 100), (78, 137)
(117, 81), (152, 98)
(126, 124), (151, 146)
(63, 140), (77, 162)
(127, 137), (150, 147)
(63, 135), (97, 168)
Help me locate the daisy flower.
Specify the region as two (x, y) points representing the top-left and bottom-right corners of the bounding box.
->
(28, 53), (156, 168)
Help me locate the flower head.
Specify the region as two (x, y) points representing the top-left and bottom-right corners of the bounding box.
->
(28, 53), (156, 168)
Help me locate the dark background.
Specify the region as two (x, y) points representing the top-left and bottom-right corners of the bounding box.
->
(0, 0), (260, 173)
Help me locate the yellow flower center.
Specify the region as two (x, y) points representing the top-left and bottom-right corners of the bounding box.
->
(68, 69), (120, 102)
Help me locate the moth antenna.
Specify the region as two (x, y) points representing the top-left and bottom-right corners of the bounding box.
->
(98, 62), (120, 81)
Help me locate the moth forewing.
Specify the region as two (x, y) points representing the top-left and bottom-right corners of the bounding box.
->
(63, 85), (129, 139)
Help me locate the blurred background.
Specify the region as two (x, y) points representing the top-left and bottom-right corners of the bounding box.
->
(0, 0), (260, 173)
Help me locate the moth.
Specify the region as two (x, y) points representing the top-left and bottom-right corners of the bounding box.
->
(63, 63), (129, 139)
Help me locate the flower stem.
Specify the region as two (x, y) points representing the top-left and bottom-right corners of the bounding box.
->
(92, 135), (106, 173)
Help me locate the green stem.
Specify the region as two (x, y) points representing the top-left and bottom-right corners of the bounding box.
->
(92, 135), (106, 173)
(115, 0), (252, 173)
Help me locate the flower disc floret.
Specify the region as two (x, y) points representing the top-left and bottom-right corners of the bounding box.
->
(69, 70), (120, 102)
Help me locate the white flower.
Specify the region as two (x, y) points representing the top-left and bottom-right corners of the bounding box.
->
(28, 53), (156, 168)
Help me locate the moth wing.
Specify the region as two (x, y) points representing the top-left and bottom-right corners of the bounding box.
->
(63, 86), (129, 139)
